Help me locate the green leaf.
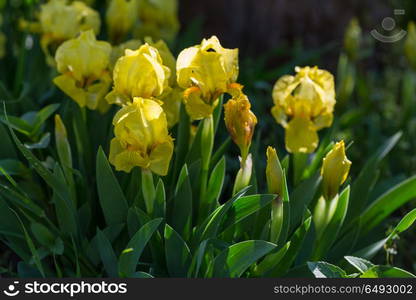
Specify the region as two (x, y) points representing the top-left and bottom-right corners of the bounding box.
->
(171, 165), (192, 240)
(52, 165), (78, 236)
(202, 156), (225, 217)
(172, 104), (191, 180)
(360, 266), (416, 278)
(210, 138), (231, 170)
(196, 187), (250, 242)
(24, 132), (50, 149)
(344, 256), (374, 273)
(212, 94), (223, 133)
(0, 159), (29, 176)
(272, 215), (312, 276)
(118, 218), (162, 277)
(1, 115), (32, 136)
(131, 271), (154, 278)
(11, 209), (45, 277)
(359, 176), (416, 236)
(164, 224), (192, 277)
(96, 229), (118, 277)
(307, 261), (347, 278)
(31, 103), (60, 136)
(7, 122), (74, 222)
(0, 184), (44, 217)
(153, 179), (166, 219)
(254, 241), (291, 277)
(390, 208), (416, 236)
(353, 209), (416, 260)
(96, 147), (128, 226)
(30, 223), (54, 248)
(206, 240), (276, 278)
(185, 120), (203, 165)
(277, 172), (290, 246)
(220, 194), (276, 233)
(347, 132), (402, 223)
(327, 218), (361, 261)
(0, 123), (17, 158)
(87, 223), (125, 266)
(289, 172), (321, 233)
(188, 239), (210, 278)
(353, 237), (389, 260)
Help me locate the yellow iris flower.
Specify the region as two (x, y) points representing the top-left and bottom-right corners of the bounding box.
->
(106, 0), (139, 43)
(177, 36), (239, 120)
(135, 0), (180, 42)
(321, 141), (351, 200)
(224, 93), (257, 160)
(21, 0), (100, 65)
(271, 66), (336, 153)
(106, 43), (171, 106)
(53, 30), (112, 113)
(109, 97), (174, 175)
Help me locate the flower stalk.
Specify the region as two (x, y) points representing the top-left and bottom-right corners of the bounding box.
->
(142, 168), (156, 216)
(199, 114), (214, 205)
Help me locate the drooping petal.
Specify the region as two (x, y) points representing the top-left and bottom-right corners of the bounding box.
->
(285, 116), (318, 153)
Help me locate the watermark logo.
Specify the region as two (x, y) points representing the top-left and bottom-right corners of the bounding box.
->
(3, 281), (20, 297)
(371, 9), (407, 43)
(2, 281), (127, 298)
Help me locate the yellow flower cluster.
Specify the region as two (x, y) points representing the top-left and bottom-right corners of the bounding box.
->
(271, 66), (336, 153)
(21, 0), (100, 65)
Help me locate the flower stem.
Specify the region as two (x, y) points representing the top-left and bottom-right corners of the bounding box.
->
(199, 115), (214, 218)
(141, 168), (156, 216)
(293, 152), (308, 186)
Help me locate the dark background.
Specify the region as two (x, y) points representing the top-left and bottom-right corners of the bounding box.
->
(178, 0), (415, 69)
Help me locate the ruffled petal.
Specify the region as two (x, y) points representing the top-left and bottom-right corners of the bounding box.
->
(285, 117), (318, 153)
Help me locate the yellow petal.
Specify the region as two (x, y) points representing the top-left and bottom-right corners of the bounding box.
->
(321, 141), (352, 200)
(109, 97), (173, 175)
(53, 74), (87, 107)
(39, 0), (100, 41)
(160, 87), (182, 127)
(271, 105), (288, 128)
(183, 87), (217, 120)
(224, 93), (257, 159)
(149, 138), (174, 176)
(313, 113), (333, 130)
(55, 30), (112, 82)
(176, 36), (238, 100)
(285, 117), (318, 153)
(109, 137), (148, 173)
